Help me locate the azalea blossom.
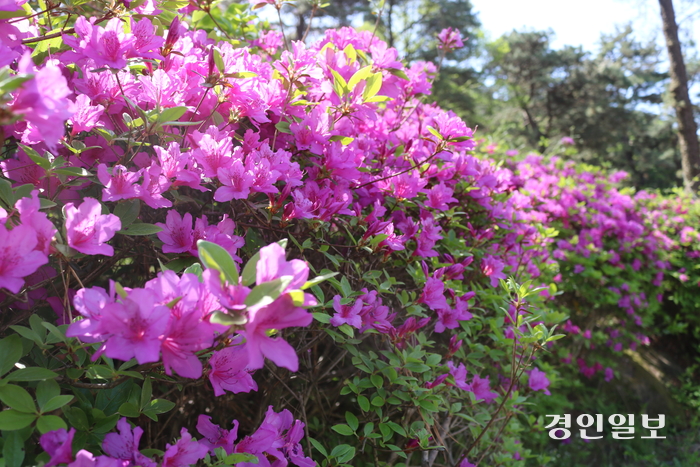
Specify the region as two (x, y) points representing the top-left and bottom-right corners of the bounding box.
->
(64, 198), (121, 256)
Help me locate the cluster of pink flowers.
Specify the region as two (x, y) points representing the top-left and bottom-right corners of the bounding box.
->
(39, 407), (312, 467)
(67, 242), (316, 387)
(0, 190), (54, 293)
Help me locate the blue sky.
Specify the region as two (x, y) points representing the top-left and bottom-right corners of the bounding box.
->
(471, 0), (699, 52)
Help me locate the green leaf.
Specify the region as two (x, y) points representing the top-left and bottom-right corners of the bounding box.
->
(387, 68), (409, 81)
(330, 444), (355, 463)
(5, 367), (57, 382)
(198, 240), (239, 286)
(0, 178), (13, 207)
(63, 407), (89, 431)
(212, 47), (226, 74)
(42, 322), (67, 345)
(330, 69), (349, 97)
(301, 272), (339, 290)
(224, 453), (259, 464)
(18, 144), (50, 169)
(117, 223), (163, 236)
(53, 167), (91, 177)
(331, 424), (355, 436)
(363, 73), (383, 101)
(308, 437), (328, 457)
(0, 335), (23, 376)
(41, 395), (74, 414)
(157, 106), (188, 123)
(140, 377), (152, 411)
(113, 199), (141, 228)
(93, 413), (119, 433)
(241, 250), (261, 287)
(9, 325), (43, 346)
(312, 312), (331, 324)
(0, 409), (36, 430)
(348, 65), (373, 90)
(183, 262), (204, 280)
(36, 380), (60, 411)
(275, 121), (291, 134)
(0, 384), (36, 413)
(426, 126), (443, 140)
(118, 402), (141, 418)
(12, 184), (33, 204)
(357, 395), (370, 412)
(244, 276), (293, 308)
(2, 429), (24, 467)
(36, 415), (67, 434)
(345, 412), (359, 431)
(161, 257), (199, 274)
(210, 310), (246, 326)
(38, 198), (57, 209)
(365, 95), (391, 103)
(370, 374), (383, 388)
(147, 399), (176, 414)
(385, 421), (406, 437)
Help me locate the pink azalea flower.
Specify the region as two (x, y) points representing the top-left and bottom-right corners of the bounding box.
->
(156, 210), (194, 254)
(161, 308), (214, 378)
(127, 17), (164, 61)
(425, 182), (458, 211)
(197, 416), (239, 455)
(435, 295), (473, 332)
(40, 428), (75, 467)
(447, 361), (471, 391)
(103, 418), (156, 467)
(215, 160), (254, 202)
(138, 163), (172, 209)
(560, 136), (575, 145)
(16, 190), (56, 255)
(330, 295), (363, 328)
(70, 94), (104, 135)
(97, 289), (170, 364)
(192, 127), (235, 179)
(437, 28), (464, 51)
(98, 164), (142, 202)
(243, 294), (313, 371)
(481, 255), (506, 287)
(528, 367), (551, 395)
(66, 286), (114, 343)
(0, 224), (49, 293)
(64, 198), (121, 256)
(414, 215), (442, 257)
(255, 242), (309, 290)
(418, 277), (449, 311)
(208, 343), (258, 396)
(470, 375), (499, 403)
(63, 17), (136, 69)
(67, 449), (123, 467)
(605, 367), (614, 382)
(11, 53), (75, 150)
(161, 428), (208, 467)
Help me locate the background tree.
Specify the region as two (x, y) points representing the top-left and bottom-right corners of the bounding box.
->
(658, 0), (700, 192)
(439, 27), (681, 188)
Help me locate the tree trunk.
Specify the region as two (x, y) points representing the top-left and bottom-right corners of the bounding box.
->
(658, 0), (700, 192)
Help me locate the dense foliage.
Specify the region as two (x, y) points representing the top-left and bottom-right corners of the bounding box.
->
(0, 1), (699, 467)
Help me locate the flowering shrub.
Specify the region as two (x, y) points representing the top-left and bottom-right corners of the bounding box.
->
(0, 1), (697, 466)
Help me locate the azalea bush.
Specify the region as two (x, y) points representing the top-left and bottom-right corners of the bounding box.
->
(0, 1), (698, 467)
(482, 143), (700, 464)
